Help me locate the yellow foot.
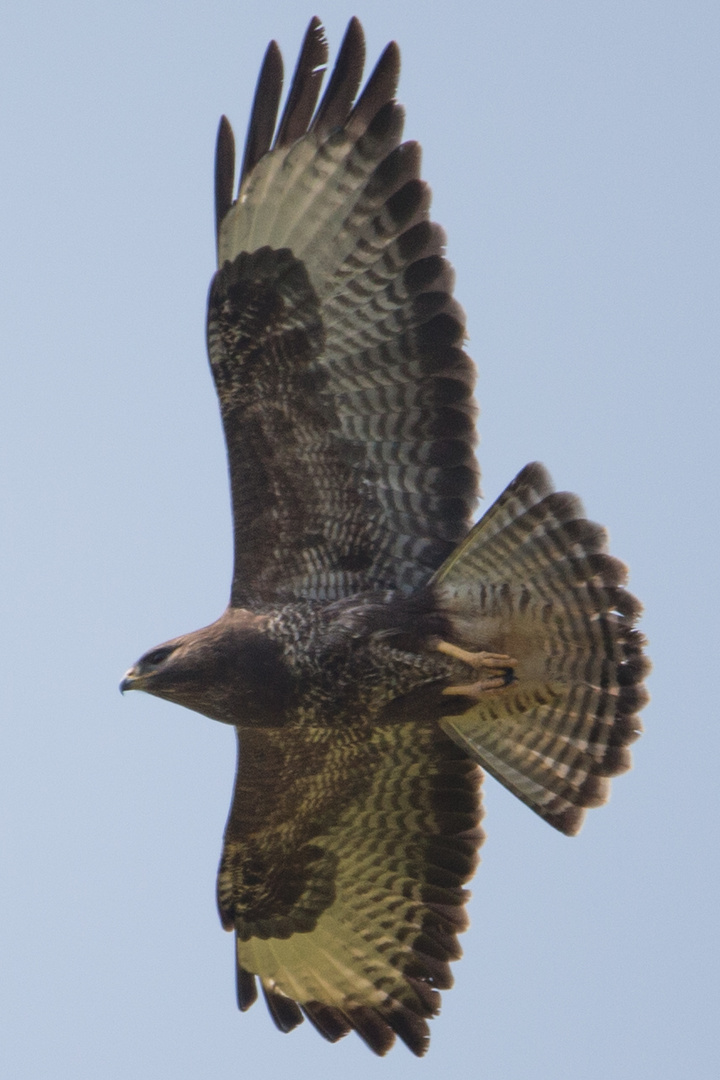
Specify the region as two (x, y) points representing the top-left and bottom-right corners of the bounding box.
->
(435, 639), (518, 698)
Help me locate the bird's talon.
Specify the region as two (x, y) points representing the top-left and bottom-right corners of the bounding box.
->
(436, 639), (516, 698)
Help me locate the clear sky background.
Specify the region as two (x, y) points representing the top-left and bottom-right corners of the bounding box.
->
(2, 2), (718, 1077)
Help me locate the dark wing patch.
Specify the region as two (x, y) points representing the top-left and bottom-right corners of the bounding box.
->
(217, 720), (483, 1056)
(209, 18), (479, 606)
(208, 246), (379, 605)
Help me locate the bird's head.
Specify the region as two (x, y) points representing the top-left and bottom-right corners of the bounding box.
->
(120, 608), (293, 725)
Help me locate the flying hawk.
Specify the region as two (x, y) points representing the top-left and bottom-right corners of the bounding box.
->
(121, 17), (648, 1057)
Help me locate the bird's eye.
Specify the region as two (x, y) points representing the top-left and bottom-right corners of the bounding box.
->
(142, 646), (175, 669)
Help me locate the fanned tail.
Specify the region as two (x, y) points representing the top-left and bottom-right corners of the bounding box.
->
(432, 462), (649, 835)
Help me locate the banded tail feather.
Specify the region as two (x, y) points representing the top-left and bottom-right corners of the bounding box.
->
(434, 463), (649, 835)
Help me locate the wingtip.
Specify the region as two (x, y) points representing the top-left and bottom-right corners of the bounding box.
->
(311, 15), (366, 135)
(274, 15), (329, 149)
(306, 14), (324, 36)
(214, 115), (236, 247)
(239, 38), (284, 188)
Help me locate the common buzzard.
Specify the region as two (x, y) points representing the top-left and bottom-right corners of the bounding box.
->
(121, 17), (648, 1057)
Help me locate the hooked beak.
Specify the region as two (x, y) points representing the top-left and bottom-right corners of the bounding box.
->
(120, 668), (141, 694)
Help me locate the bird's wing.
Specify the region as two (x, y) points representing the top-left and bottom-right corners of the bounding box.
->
(217, 717), (483, 1057)
(208, 18), (479, 607)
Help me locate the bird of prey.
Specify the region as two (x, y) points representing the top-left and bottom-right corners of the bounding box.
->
(121, 17), (649, 1057)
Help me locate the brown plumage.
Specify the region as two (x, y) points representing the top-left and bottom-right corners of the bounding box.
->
(121, 18), (649, 1057)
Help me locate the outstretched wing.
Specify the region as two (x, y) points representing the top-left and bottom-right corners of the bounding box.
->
(208, 18), (479, 607)
(217, 716), (483, 1057)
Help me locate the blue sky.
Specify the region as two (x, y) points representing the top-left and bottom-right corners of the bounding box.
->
(2, 2), (718, 1077)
